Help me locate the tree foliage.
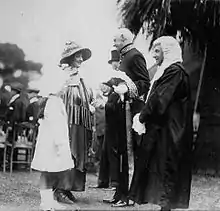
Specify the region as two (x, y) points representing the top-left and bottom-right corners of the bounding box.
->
(117, 0), (220, 51)
(15, 60), (42, 72)
(0, 43), (42, 75)
(0, 42), (42, 90)
(0, 43), (25, 68)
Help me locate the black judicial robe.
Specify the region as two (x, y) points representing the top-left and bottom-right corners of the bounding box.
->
(129, 62), (193, 209)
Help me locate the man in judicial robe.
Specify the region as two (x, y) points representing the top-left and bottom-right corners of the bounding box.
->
(130, 36), (193, 211)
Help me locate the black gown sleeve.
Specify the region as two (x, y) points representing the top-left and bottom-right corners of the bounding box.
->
(139, 65), (183, 124)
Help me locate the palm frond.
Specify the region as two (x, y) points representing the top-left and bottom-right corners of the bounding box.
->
(117, 0), (164, 35)
(117, 0), (220, 51)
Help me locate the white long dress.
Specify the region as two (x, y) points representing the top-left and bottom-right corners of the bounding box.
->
(31, 95), (74, 172)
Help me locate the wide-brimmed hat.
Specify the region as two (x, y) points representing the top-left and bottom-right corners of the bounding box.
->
(60, 41), (92, 64)
(108, 48), (120, 64)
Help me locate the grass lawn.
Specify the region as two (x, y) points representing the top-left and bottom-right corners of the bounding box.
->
(0, 170), (220, 210)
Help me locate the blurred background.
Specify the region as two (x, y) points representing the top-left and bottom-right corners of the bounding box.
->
(0, 0), (154, 93)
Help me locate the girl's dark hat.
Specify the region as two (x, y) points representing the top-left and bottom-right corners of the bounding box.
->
(108, 48), (120, 64)
(60, 41), (92, 64)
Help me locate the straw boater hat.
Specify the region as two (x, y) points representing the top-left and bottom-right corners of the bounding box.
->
(60, 41), (92, 64)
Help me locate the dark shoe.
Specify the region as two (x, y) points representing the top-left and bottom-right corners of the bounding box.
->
(127, 199), (135, 206)
(111, 200), (127, 207)
(112, 199), (135, 207)
(103, 198), (119, 204)
(103, 186), (116, 191)
(54, 191), (75, 205)
(65, 190), (76, 203)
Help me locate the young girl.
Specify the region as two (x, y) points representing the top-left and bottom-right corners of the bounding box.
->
(31, 83), (75, 211)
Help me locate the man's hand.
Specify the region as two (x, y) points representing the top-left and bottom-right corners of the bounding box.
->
(113, 83), (128, 95)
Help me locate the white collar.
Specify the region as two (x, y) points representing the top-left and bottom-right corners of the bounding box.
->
(30, 96), (39, 104)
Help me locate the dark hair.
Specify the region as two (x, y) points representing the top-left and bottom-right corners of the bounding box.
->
(61, 53), (76, 65)
(61, 51), (83, 66)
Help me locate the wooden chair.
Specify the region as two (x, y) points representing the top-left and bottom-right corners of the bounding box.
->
(9, 122), (38, 177)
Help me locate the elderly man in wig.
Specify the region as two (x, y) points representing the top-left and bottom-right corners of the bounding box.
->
(130, 36), (193, 211)
(102, 28), (150, 207)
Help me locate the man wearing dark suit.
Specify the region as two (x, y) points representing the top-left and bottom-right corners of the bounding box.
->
(103, 28), (150, 207)
(5, 83), (29, 144)
(91, 48), (121, 190)
(6, 83), (29, 125)
(24, 86), (42, 145)
(0, 86), (12, 121)
(26, 87), (41, 125)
